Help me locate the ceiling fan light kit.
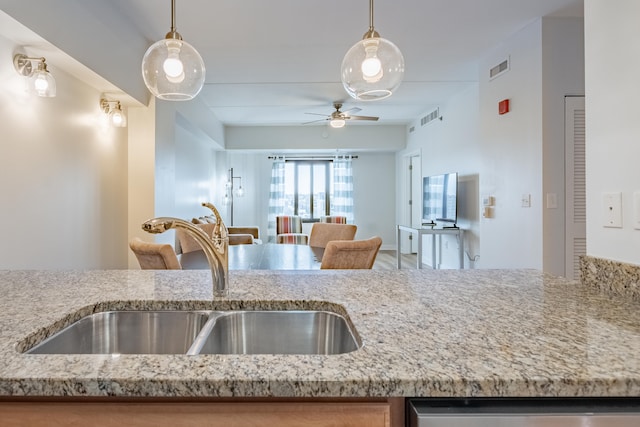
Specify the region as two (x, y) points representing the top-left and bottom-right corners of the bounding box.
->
(304, 102), (379, 127)
(330, 118), (346, 128)
(141, 0), (205, 101)
(341, 0), (404, 101)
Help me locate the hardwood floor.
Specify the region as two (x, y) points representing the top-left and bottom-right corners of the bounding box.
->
(373, 250), (418, 270)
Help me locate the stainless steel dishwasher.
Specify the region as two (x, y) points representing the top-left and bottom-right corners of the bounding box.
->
(408, 398), (640, 426)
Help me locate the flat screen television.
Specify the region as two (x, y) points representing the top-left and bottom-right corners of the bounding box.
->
(422, 172), (458, 226)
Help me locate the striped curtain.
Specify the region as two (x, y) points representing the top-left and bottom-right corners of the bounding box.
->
(267, 157), (286, 242)
(331, 156), (354, 223)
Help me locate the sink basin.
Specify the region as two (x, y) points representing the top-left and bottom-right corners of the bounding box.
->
(24, 309), (361, 355)
(27, 311), (211, 354)
(193, 310), (359, 355)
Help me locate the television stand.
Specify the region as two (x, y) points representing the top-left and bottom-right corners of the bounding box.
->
(421, 221), (436, 228)
(442, 224), (459, 229)
(397, 224), (464, 270)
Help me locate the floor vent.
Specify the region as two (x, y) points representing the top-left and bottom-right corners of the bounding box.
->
(420, 108), (440, 126)
(489, 57), (510, 80)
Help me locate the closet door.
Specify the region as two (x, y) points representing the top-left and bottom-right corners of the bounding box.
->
(565, 96), (586, 280)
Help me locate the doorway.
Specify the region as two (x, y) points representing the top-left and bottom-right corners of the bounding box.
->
(401, 152), (421, 254)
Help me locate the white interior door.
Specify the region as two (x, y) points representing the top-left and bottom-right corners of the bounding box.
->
(410, 155), (422, 253)
(565, 96), (586, 280)
(400, 152), (421, 254)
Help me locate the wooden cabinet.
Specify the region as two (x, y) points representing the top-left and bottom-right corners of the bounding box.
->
(0, 398), (404, 427)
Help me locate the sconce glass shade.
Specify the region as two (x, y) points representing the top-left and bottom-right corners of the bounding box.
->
(109, 106), (127, 127)
(32, 67), (56, 97)
(235, 185), (244, 197)
(341, 35), (404, 101)
(142, 37), (205, 101)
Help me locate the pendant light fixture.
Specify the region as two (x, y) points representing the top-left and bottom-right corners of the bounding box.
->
(141, 0), (205, 101)
(340, 0), (404, 101)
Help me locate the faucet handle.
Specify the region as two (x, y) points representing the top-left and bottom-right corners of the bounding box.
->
(202, 202), (228, 240)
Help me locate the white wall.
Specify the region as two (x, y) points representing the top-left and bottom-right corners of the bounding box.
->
(151, 101), (225, 246)
(584, 0), (640, 265)
(541, 17), (585, 275)
(402, 85), (481, 269)
(401, 17), (584, 272)
(127, 98), (156, 268)
(478, 20), (544, 269)
(0, 35), (129, 269)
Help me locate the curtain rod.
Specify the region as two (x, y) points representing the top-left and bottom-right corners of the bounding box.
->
(268, 155), (358, 160)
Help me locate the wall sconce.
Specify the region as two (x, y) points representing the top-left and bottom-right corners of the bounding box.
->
(13, 54), (57, 97)
(100, 98), (127, 127)
(223, 168), (244, 225)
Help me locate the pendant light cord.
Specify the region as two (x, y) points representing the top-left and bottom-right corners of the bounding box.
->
(170, 0), (176, 33)
(369, 0), (375, 32)
(363, 0), (379, 39)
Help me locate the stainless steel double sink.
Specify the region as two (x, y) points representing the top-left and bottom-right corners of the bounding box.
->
(25, 310), (361, 355)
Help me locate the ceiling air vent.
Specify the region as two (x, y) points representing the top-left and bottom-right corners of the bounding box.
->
(409, 126), (415, 133)
(420, 108), (440, 126)
(489, 57), (510, 80)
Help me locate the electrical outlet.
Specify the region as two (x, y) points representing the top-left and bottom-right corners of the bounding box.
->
(546, 193), (558, 209)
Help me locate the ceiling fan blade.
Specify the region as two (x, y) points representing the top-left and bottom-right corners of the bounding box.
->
(348, 115), (379, 121)
(302, 118), (329, 125)
(305, 112), (330, 117)
(342, 107), (362, 115)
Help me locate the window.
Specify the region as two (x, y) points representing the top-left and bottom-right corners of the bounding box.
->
(283, 160), (331, 221)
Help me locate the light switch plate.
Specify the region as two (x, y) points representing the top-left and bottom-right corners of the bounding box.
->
(546, 193), (558, 209)
(521, 194), (531, 208)
(602, 192), (622, 228)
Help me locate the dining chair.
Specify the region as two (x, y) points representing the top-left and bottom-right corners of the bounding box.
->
(276, 215), (308, 244)
(175, 223), (217, 254)
(229, 234), (254, 245)
(308, 223), (357, 248)
(276, 215), (303, 234)
(129, 238), (181, 270)
(228, 226), (262, 244)
(276, 233), (309, 244)
(320, 236), (382, 269)
(320, 215), (347, 224)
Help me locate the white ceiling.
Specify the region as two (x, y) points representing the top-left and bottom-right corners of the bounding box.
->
(2, 0), (584, 127)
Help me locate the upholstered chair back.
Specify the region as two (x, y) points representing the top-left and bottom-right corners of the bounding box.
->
(276, 215), (303, 234)
(320, 237), (382, 269)
(175, 223), (217, 254)
(276, 233), (309, 245)
(129, 238), (181, 270)
(309, 223), (357, 248)
(320, 215), (347, 224)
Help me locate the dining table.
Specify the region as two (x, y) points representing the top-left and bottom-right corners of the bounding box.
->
(179, 243), (324, 270)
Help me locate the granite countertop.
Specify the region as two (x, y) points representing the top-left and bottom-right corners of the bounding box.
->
(1, 268), (640, 398)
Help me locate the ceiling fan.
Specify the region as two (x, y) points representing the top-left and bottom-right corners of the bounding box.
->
(303, 102), (379, 128)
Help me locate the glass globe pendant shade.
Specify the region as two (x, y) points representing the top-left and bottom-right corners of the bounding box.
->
(142, 36), (205, 101)
(341, 35), (404, 101)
